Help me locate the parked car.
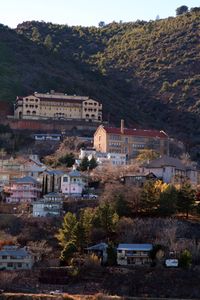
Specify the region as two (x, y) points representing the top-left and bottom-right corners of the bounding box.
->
(50, 290), (62, 295)
(88, 194), (98, 199)
(165, 259), (179, 267)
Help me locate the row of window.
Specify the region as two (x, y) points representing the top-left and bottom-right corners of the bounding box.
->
(84, 108), (97, 112)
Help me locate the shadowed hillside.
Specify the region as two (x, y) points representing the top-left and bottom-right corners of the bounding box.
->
(0, 10), (200, 158)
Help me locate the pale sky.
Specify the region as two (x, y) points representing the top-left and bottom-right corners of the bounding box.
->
(1, 0), (200, 28)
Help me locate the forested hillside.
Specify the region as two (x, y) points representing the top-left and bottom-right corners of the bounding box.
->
(0, 10), (200, 157)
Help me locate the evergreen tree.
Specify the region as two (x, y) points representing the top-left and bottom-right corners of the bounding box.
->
(177, 182), (195, 218)
(89, 156), (98, 170)
(141, 180), (168, 214)
(79, 156), (89, 171)
(176, 5), (188, 16)
(51, 173), (55, 192)
(56, 212), (77, 248)
(179, 249), (192, 268)
(74, 221), (86, 252)
(95, 203), (119, 237)
(114, 194), (129, 217)
(31, 27), (41, 42)
(58, 153), (75, 167)
(44, 34), (53, 50)
(159, 185), (178, 216)
(106, 242), (117, 266)
(60, 242), (77, 266)
(44, 175), (48, 194)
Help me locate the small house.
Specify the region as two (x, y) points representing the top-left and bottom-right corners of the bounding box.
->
(0, 245), (34, 270)
(86, 243), (108, 263)
(117, 243), (153, 266)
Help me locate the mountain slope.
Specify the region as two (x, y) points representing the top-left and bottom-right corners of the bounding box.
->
(0, 11), (200, 157)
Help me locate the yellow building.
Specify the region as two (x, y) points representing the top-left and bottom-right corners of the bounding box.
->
(94, 120), (169, 158)
(14, 90), (102, 122)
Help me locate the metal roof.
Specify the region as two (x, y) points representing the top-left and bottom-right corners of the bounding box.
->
(86, 243), (108, 251)
(0, 246), (31, 258)
(117, 244), (153, 251)
(15, 176), (39, 184)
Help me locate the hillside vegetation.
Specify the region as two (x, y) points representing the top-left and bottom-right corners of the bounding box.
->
(0, 11), (200, 157)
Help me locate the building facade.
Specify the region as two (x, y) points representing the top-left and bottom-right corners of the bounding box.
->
(141, 156), (198, 185)
(61, 169), (87, 196)
(6, 176), (42, 203)
(0, 246), (34, 270)
(94, 121), (169, 159)
(14, 91), (102, 122)
(117, 244), (153, 266)
(32, 192), (63, 217)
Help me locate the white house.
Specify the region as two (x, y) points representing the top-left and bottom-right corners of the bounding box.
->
(117, 244), (153, 266)
(95, 153), (127, 166)
(32, 192), (63, 217)
(61, 168), (87, 196)
(0, 245), (34, 270)
(140, 156), (198, 185)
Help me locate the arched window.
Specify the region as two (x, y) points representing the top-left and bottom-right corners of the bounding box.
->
(26, 110), (30, 115)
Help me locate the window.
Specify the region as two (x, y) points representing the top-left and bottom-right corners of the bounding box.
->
(7, 262), (13, 267)
(2, 255), (7, 259)
(17, 263), (22, 268)
(63, 177), (68, 182)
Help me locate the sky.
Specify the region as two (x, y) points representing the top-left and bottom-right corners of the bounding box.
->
(1, 0), (200, 28)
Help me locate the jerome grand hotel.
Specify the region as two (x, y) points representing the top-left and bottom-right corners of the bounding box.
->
(14, 90), (102, 122)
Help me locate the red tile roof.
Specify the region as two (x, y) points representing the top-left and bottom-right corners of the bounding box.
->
(103, 127), (168, 138)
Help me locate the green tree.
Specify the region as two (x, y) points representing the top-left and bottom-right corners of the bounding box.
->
(136, 149), (159, 163)
(177, 182), (195, 218)
(80, 208), (95, 245)
(160, 81), (170, 92)
(56, 212), (77, 248)
(74, 221), (86, 252)
(179, 249), (192, 268)
(98, 21), (105, 28)
(58, 153), (75, 167)
(114, 193), (130, 217)
(106, 242), (117, 266)
(95, 203), (119, 237)
(141, 180), (160, 213)
(89, 156), (98, 170)
(159, 185), (178, 216)
(176, 5), (188, 16)
(31, 27), (41, 42)
(60, 242), (77, 265)
(79, 156), (89, 171)
(44, 34), (53, 50)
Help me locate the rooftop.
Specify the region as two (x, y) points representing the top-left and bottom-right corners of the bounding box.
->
(142, 155), (195, 170)
(117, 243), (153, 251)
(102, 126), (168, 138)
(14, 176), (39, 184)
(0, 246), (31, 258)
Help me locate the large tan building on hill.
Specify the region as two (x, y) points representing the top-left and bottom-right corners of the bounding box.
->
(94, 120), (169, 158)
(14, 91), (102, 122)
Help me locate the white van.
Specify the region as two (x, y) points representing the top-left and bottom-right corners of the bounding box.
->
(165, 259), (179, 267)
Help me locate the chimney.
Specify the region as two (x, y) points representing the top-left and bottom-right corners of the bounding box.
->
(121, 119), (124, 134)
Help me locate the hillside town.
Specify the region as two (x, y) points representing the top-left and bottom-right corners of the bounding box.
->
(0, 89), (200, 297)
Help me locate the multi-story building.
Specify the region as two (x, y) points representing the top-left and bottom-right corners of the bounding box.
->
(94, 120), (169, 158)
(32, 192), (63, 217)
(0, 245), (34, 270)
(61, 168), (87, 196)
(6, 176), (42, 203)
(14, 90), (102, 122)
(117, 244), (153, 266)
(140, 155), (198, 185)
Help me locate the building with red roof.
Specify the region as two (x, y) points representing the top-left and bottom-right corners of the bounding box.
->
(94, 120), (169, 158)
